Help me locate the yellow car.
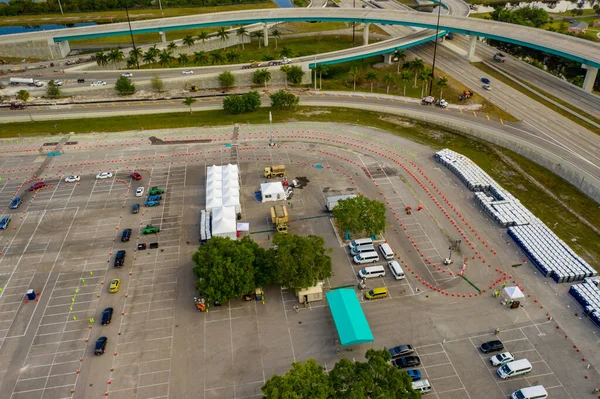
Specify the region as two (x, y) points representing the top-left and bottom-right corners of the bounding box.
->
(109, 279), (121, 293)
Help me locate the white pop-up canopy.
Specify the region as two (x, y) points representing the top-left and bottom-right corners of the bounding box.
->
(260, 182), (285, 203)
(504, 286), (524, 299)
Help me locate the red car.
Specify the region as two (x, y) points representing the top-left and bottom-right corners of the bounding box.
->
(29, 182), (46, 191)
(130, 172), (142, 181)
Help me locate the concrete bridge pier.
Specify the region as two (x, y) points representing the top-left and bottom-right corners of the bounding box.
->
(466, 35), (477, 61)
(159, 31), (167, 43)
(582, 64), (598, 93)
(362, 23), (370, 45)
(383, 52), (394, 64)
(264, 23), (269, 47)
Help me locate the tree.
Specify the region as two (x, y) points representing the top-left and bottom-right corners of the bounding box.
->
(182, 96), (197, 115)
(107, 48), (124, 69)
(192, 236), (260, 304)
(400, 70), (411, 97)
(193, 51), (208, 65)
(115, 76), (135, 95)
(242, 90), (261, 112)
(183, 35), (195, 47)
(236, 26), (248, 50)
(143, 49), (157, 67)
(225, 49), (240, 63)
(393, 49), (406, 74)
(252, 30), (264, 48)
(253, 68), (271, 89)
(348, 66), (360, 91)
(129, 47), (142, 67)
(197, 30), (209, 43)
(270, 89), (299, 109)
(177, 53), (189, 65)
(383, 72), (395, 95)
(17, 89), (30, 103)
(286, 65), (305, 85)
(419, 67), (432, 97)
(126, 55), (137, 69)
(217, 27), (230, 42)
(272, 234), (332, 290)
(314, 64), (328, 90)
(95, 51), (109, 68)
(365, 70), (378, 93)
(151, 74), (164, 93)
(332, 195), (386, 237)
(218, 71), (235, 89)
(437, 76), (449, 99)
(262, 359), (333, 399)
(210, 50), (225, 65)
(223, 91), (261, 115)
(167, 41), (178, 53)
(410, 58), (424, 87)
(46, 80), (60, 98)
(272, 28), (281, 49)
(279, 45), (293, 58)
(280, 65), (291, 88)
(158, 50), (173, 67)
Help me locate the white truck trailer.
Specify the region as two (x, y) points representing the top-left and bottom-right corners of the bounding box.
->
(326, 194), (357, 212)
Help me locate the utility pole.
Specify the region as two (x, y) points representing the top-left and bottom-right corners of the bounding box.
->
(124, 0), (140, 69)
(429, 0), (443, 96)
(352, 0), (356, 43)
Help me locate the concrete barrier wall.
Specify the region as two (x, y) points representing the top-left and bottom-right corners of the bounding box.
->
(0, 37), (69, 59)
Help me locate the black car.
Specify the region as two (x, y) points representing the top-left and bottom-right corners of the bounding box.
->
(392, 356), (421, 368)
(101, 307), (114, 325)
(132, 204), (140, 214)
(480, 340), (504, 354)
(94, 336), (107, 355)
(77, 78), (85, 83)
(389, 345), (415, 359)
(121, 228), (132, 242)
(114, 250), (126, 267)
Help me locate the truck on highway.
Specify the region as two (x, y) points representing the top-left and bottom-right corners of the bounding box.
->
(9, 77), (42, 87)
(242, 61), (263, 69)
(326, 194), (357, 212)
(268, 57), (293, 66)
(264, 164), (286, 178)
(271, 205), (289, 234)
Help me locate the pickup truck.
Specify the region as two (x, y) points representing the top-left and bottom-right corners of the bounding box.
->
(267, 57), (293, 66)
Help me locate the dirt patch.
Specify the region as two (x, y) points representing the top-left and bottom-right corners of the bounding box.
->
(297, 109), (331, 117)
(379, 115), (416, 128)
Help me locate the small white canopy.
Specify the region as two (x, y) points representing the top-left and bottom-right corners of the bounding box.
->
(260, 182), (285, 203)
(504, 286), (524, 299)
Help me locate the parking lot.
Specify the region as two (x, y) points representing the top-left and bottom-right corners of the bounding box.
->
(0, 122), (597, 398)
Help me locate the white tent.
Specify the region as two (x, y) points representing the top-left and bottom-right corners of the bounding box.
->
(223, 195), (241, 213)
(504, 286), (524, 300)
(213, 205), (236, 221)
(260, 182), (285, 203)
(223, 179), (239, 190)
(223, 164), (239, 174)
(212, 206), (237, 240)
(206, 196), (223, 212)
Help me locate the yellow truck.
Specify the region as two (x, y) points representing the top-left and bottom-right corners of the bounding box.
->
(264, 164), (286, 178)
(270, 205), (288, 234)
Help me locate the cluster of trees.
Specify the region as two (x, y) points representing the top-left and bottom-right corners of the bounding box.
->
(488, 6), (550, 28)
(115, 76), (136, 95)
(0, 0), (267, 17)
(252, 65), (305, 89)
(222, 91), (261, 114)
(332, 196), (386, 238)
(192, 235), (332, 304)
(261, 350), (420, 398)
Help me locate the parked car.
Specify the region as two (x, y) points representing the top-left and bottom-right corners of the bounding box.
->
(10, 103), (26, 110)
(96, 172), (113, 179)
(132, 204), (140, 214)
(147, 195), (162, 201)
(130, 172), (142, 180)
(114, 250), (126, 267)
(389, 345), (415, 359)
(135, 187), (145, 197)
(392, 356), (421, 368)
(285, 187), (293, 199)
(109, 278), (121, 293)
(421, 96), (435, 105)
(122, 72), (133, 77)
(29, 182), (46, 191)
(10, 197), (22, 209)
(65, 175), (80, 183)
(435, 99), (448, 108)
(121, 228), (132, 242)
(480, 340), (504, 354)
(101, 307), (113, 325)
(145, 200), (160, 207)
(142, 225), (160, 234)
(148, 187), (164, 195)
(91, 81), (107, 86)
(0, 216), (10, 230)
(94, 336), (108, 355)
(182, 70), (194, 75)
(490, 352), (514, 366)
(407, 369), (422, 381)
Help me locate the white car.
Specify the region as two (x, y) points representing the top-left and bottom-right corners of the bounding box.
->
(121, 72), (133, 77)
(96, 172), (113, 179)
(91, 81), (107, 87)
(52, 80), (63, 86)
(284, 186), (293, 199)
(490, 352), (514, 367)
(65, 175), (80, 183)
(483, 84), (492, 91)
(182, 70), (194, 75)
(135, 187), (145, 197)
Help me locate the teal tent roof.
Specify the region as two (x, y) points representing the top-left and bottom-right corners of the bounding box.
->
(326, 289), (374, 346)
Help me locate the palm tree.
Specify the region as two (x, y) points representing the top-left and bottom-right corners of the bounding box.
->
(314, 64), (328, 90)
(167, 41), (178, 53)
(236, 26), (248, 50)
(437, 76), (449, 100)
(280, 65), (291, 88)
(411, 58), (424, 87)
(182, 96), (197, 115)
(126, 55), (137, 69)
(253, 68), (271, 89)
(393, 49), (406, 74)
(348, 66), (360, 91)
(400, 71), (411, 97)
(365, 70), (378, 93)
(158, 49), (173, 67)
(272, 28), (281, 49)
(252, 30), (264, 49)
(178, 53), (190, 65)
(419, 68), (431, 97)
(226, 49), (240, 63)
(95, 51), (109, 68)
(217, 27), (229, 42)
(197, 31), (209, 44)
(279, 46), (293, 58)
(107, 48), (124, 69)
(129, 47), (142, 65)
(183, 35), (195, 47)
(210, 50), (225, 65)
(383, 72), (395, 95)
(193, 51), (208, 65)
(143, 50), (156, 68)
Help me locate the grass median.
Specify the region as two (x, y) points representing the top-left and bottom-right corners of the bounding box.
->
(3, 106), (598, 265)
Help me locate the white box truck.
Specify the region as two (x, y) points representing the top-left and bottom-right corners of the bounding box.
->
(10, 77), (42, 87)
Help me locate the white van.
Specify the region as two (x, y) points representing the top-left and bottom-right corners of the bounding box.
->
(388, 260), (405, 280)
(350, 244), (375, 255)
(411, 379), (431, 394)
(497, 359), (532, 379)
(353, 251), (380, 265)
(511, 386), (548, 399)
(358, 265), (386, 279)
(378, 243), (395, 260)
(348, 238), (373, 249)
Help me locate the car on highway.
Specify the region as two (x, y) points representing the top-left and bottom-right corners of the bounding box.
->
(135, 187), (145, 197)
(392, 356), (421, 368)
(132, 204), (140, 214)
(91, 81), (107, 86)
(0, 216), (11, 230)
(389, 345), (415, 359)
(130, 172), (142, 180)
(114, 250), (126, 267)
(51, 80), (63, 86)
(94, 336), (107, 355)
(435, 99), (448, 108)
(65, 175), (81, 183)
(29, 182), (46, 191)
(182, 70), (194, 75)
(481, 77), (491, 84)
(122, 72), (133, 77)
(445, 32), (454, 40)
(490, 352), (514, 366)
(9, 197), (22, 209)
(101, 307), (114, 325)
(109, 278), (121, 293)
(483, 84), (492, 91)
(10, 103), (27, 110)
(407, 369), (421, 381)
(77, 78), (85, 83)
(480, 340), (504, 354)
(96, 172), (113, 179)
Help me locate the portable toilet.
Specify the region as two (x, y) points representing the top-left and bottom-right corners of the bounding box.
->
(26, 289), (36, 300)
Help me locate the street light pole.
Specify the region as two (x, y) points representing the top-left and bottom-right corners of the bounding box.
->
(429, 0), (442, 96)
(352, 0), (356, 44)
(124, 0), (140, 69)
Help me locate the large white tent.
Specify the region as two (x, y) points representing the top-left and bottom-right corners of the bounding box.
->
(260, 182), (285, 203)
(212, 206), (237, 240)
(205, 164), (242, 240)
